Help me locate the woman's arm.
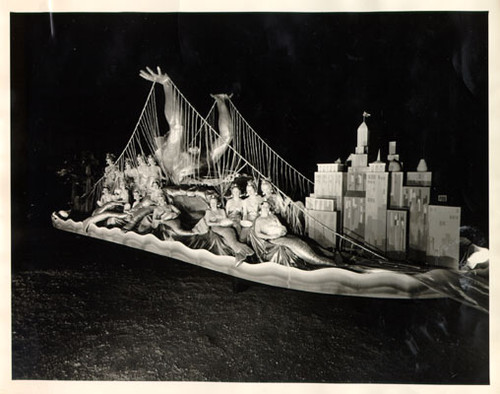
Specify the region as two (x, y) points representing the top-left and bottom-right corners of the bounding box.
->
(204, 210), (220, 226)
(241, 200), (249, 221)
(254, 217), (287, 240)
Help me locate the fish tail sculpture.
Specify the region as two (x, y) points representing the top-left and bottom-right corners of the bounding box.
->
(82, 212), (128, 232)
(209, 93), (234, 164)
(269, 235), (337, 267)
(210, 226), (254, 265)
(140, 67), (235, 184)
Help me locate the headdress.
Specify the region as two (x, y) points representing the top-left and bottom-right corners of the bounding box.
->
(260, 177), (273, 188)
(106, 152), (116, 162)
(132, 188), (143, 198)
(209, 194), (221, 207)
(246, 180), (257, 189)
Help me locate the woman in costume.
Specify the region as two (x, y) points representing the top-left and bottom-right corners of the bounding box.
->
(136, 154), (150, 192)
(123, 158), (139, 189)
(225, 183), (251, 242)
(260, 178), (289, 217)
(96, 186), (114, 208)
(112, 177), (131, 210)
(260, 178), (305, 235)
(91, 185), (126, 216)
(146, 154), (163, 189)
(191, 196), (254, 264)
(242, 181), (262, 222)
(83, 188), (146, 231)
(203, 195), (233, 228)
(138, 194), (190, 238)
(103, 153), (119, 191)
(253, 201), (288, 240)
(225, 184), (244, 226)
(147, 180), (164, 204)
(251, 201), (336, 268)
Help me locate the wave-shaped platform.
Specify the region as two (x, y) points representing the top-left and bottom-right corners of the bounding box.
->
(51, 213), (488, 312)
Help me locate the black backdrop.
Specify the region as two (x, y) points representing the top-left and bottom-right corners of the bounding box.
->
(10, 12), (488, 239)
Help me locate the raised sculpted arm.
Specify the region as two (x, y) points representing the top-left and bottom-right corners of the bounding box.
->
(139, 66), (181, 127)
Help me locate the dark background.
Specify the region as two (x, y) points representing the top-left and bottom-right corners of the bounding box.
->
(10, 12), (490, 383)
(11, 12), (488, 238)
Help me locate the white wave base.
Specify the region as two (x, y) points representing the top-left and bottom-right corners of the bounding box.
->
(51, 212), (488, 308)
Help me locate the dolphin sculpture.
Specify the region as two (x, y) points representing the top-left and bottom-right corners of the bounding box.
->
(139, 67), (234, 184)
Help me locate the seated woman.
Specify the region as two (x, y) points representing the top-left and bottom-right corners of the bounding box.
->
(120, 192), (162, 233)
(138, 194), (193, 237)
(123, 158), (139, 189)
(190, 196), (254, 264)
(242, 181), (262, 222)
(202, 195), (234, 228)
(147, 180), (164, 204)
(103, 153), (119, 191)
(254, 202), (288, 240)
(106, 187), (141, 228)
(259, 178), (304, 235)
(136, 154), (150, 192)
(113, 177), (131, 206)
(83, 188), (155, 232)
(260, 178), (289, 216)
(92, 186), (125, 216)
(225, 183), (244, 224)
(250, 201), (336, 268)
(146, 154), (163, 189)
(96, 186), (114, 207)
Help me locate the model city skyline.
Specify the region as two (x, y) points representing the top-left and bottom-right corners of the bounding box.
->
(305, 113), (461, 268)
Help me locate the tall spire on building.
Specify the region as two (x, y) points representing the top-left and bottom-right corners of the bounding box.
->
(356, 111), (370, 156)
(417, 158), (428, 172)
(369, 148), (386, 172)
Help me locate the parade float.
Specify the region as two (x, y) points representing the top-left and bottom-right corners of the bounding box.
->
(51, 67), (489, 313)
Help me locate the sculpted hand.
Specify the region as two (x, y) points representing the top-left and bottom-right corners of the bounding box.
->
(139, 66), (170, 84)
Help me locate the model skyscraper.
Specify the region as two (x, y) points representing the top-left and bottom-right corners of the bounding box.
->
(305, 113), (461, 268)
(426, 205), (461, 268)
(365, 151), (389, 251)
(305, 161), (344, 248)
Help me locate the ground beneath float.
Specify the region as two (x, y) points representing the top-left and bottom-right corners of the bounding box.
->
(11, 226), (488, 383)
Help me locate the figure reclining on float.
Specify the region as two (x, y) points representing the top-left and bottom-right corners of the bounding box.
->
(83, 188), (152, 232)
(190, 195), (254, 264)
(84, 187), (191, 237)
(250, 201), (337, 268)
(259, 177), (305, 235)
(92, 175), (129, 216)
